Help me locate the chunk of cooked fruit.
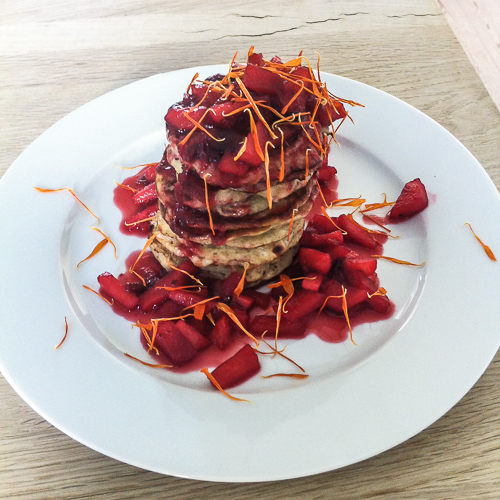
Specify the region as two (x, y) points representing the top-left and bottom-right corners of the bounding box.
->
(155, 321), (198, 366)
(175, 320), (210, 350)
(210, 314), (233, 350)
(98, 272), (139, 310)
(333, 214), (378, 249)
(389, 178), (428, 219)
(210, 344), (261, 389)
(279, 289), (326, 322)
(299, 247), (332, 275)
(251, 315), (308, 339)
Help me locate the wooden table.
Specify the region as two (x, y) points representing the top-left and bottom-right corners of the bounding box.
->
(2, 1), (500, 497)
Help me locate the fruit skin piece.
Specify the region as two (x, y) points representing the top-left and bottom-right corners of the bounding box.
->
(175, 320), (210, 350)
(210, 344), (261, 389)
(98, 272), (139, 310)
(389, 178), (429, 219)
(299, 247), (332, 275)
(333, 214), (378, 249)
(155, 321), (198, 366)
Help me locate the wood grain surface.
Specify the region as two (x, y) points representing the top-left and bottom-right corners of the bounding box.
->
(1, 1), (500, 498)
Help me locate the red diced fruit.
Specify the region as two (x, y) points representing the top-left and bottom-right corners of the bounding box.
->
(299, 247), (332, 275)
(210, 344), (261, 389)
(168, 289), (207, 308)
(367, 294), (391, 314)
(318, 164), (337, 182)
(118, 270), (145, 294)
(300, 228), (343, 248)
(242, 63), (283, 94)
(209, 101), (246, 127)
(333, 214), (378, 249)
(244, 288), (271, 310)
(132, 251), (163, 287)
(219, 152), (250, 176)
(251, 315), (308, 339)
(343, 253), (377, 276)
(132, 182), (157, 206)
(280, 289), (326, 322)
(98, 272), (139, 310)
(307, 214), (337, 234)
(322, 280), (367, 312)
(165, 105), (207, 131)
(389, 178), (429, 219)
(302, 273), (323, 292)
(124, 204), (158, 234)
(210, 315), (233, 350)
(139, 260), (199, 311)
(233, 293), (254, 310)
(155, 321), (198, 366)
(218, 271), (243, 300)
(155, 300), (184, 319)
(175, 320), (210, 350)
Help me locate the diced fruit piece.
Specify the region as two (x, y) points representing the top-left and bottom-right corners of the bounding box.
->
(301, 273), (323, 292)
(132, 182), (157, 206)
(299, 248), (332, 275)
(333, 214), (378, 249)
(300, 228), (343, 248)
(242, 63), (283, 94)
(155, 321), (198, 366)
(123, 204), (158, 234)
(98, 272), (139, 310)
(307, 214), (338, 234)
(233, 293), (254, 310)
(251, 315), (308, 339)
(154, 300), (184, 319)
(367, 294), (392, 314)
(131, 251), (163, 287)
(318, 163), (337, 182)
(322, 279), (367, 312)
(175, 320), (210, 350)
(165, 105), (207, 131)
(325, 239), (351, 261)
(210, 344), (261, 389)
(389, 178), (429, 219)
(139, 260), (198, 311)
(168, 289), (208, 308)
(209, 100), (246, 127)
(215, 271), (243, 301)
(343, 253), (377, 276)
(210, 315), (233, 350)
(237, 121), (274, 167)
(219, 152), (250, 176)
(279, 289), (326, 322)
(118, 270), (145, 294)
(244, 288), (271, 310)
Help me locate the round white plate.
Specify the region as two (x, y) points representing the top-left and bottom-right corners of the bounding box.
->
(1, 65), (499, 482)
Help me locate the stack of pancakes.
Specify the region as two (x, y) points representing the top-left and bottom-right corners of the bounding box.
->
(150, 51), (350, 284)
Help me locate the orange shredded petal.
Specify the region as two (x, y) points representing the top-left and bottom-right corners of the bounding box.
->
(282, 80), (304, 114)
(288, 208), (298, 241)
(194, 303), (206, 320)
(340, 286), (357, 346)
(464, 223), (497, 261)
(157, 285), (202, 291)
(245, 108), (265, 161)
(55, 317), (69, 349)
(316, 179), (329, 208)
(76, 239), (108, 269)
(119, 162), (157, 170)
(362, 212), (392, 233)
(234, 263), (249, 297)
(91, 226), (117, 258)
(124, 216), (155, 227)
(318, 293), (345, 316)
(114, 181), (137, 193)
(206, 312), (216, 326)
(368, 287), (387, 298)
(186, 72), (199, 93)
(129, 267), (147, 287)
(34, 187), (100, 222)
(203, 174), (215, 235)
(361, 194), (395, 213)
(124, 353), (172, 369)
(261, 373), (309, 379)
(346, 212), (388, 236)
(200, 368), (252, 403)
(278, 127), (285, 182)
(264, 141), (274, 209)
(234, 136), (248, 161)
(217, 303), (259, 347)
(130, 232), (159, 273)
(275, 296), (283, 349)
(372, 255), (425, 267)
(82, 285), (113, 305)
(136, 323), (159, 355)
(258, 336), (306, 372)
(280, 275), (295, 312)
(304, 148), (311, 185)
(179, 109), (225, 146)
(182, 296), (219, 313)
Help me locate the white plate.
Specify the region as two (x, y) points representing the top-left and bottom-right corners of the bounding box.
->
(1, 65), (499, 482)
